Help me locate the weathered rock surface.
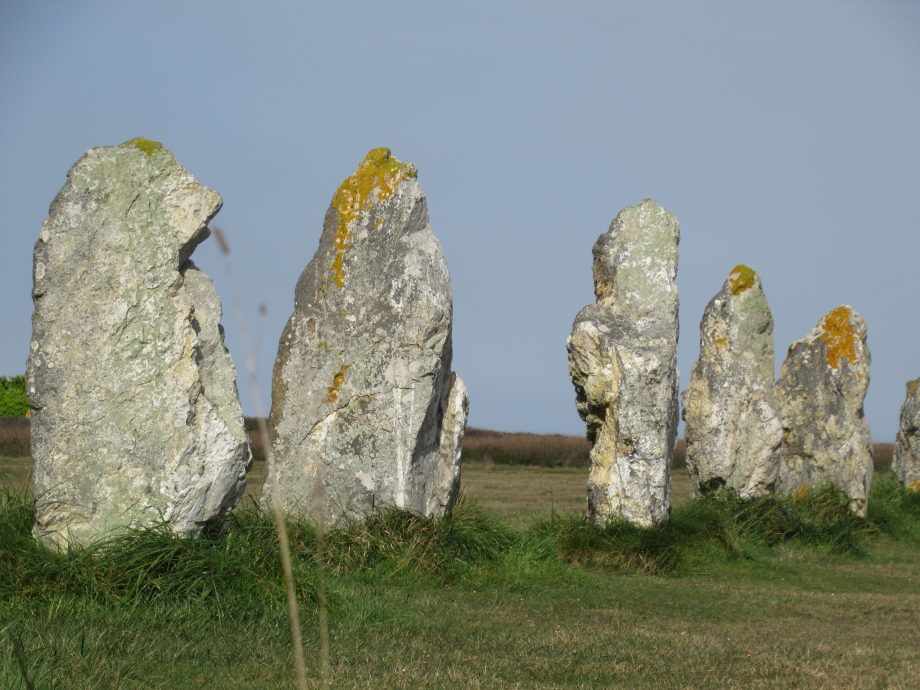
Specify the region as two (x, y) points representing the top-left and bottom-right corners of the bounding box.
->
(893, 379), (920, 491)
(265, 148), (468, 525)
(774, 306), (872, 516)
(681, 265), (782, 497)
(28, 138), (251, 547)
(567, 199), (679, 527)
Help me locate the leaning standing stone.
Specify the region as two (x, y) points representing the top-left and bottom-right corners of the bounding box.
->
(265, 149), (468, 526)
(774, 306), (873, 516)
(681, 265), (782, 497)
(893, 379), (920, 491)
(567, 199), (680, 526)
(28, 138), (251, 547)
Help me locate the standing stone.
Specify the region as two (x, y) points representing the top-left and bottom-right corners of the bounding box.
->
(265, 148), (468, 526)
(567, 199), (680, 527)
(774, 306), (872, 516)
(892, 379), (920, 491)
(681, 265), (782, 497)
(28, 138), (251, 547)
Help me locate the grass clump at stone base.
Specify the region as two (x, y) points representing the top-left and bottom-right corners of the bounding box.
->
(538, 482), (897, 574)
(2, 478), (920, 688)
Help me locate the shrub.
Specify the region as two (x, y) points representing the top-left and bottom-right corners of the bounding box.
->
(0, 376), (28, 418)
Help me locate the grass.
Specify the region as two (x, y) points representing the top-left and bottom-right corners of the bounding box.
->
(2, 427), (919, 687)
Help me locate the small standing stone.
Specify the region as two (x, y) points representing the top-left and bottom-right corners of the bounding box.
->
(28, 138), (251, 547)
(774, 306), (873, 516)
(567, 199), (680, 527)
(681, 265), (782, 497)
(265, 149), (468, 526)
(892, 379), (920, 491)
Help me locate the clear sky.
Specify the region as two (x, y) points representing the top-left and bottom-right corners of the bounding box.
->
(1, 1), (918, 440)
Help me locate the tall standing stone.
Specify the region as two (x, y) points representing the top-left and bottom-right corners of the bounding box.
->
(681, 265), (782, 497)
(893, 379), (920, 491)
(28, 138), (251, 547)
(567, 199), (680, 526)
(774, 306), (872, 516)
(265, 148), (468, 526)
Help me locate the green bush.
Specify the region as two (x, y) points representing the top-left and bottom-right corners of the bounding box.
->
(0, 376), (28, 418)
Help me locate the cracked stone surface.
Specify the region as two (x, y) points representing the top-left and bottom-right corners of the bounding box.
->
(774, 305), (873, 516)
(27, 139), (251, 547)
(681, 265), (782, 498)
(264, 149), (468, 526)
(567, 199), (679, 527)
(893, 378), (920, 491)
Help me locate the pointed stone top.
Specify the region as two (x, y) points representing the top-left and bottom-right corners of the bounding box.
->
(816, 305), (865, 370)
(727, 264), (759, 295)
(327, 148), (418, 288)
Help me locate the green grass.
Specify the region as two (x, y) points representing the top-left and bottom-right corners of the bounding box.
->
(2, 477), (920, 688)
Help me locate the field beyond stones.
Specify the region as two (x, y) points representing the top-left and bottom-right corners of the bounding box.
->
(1, 420), (918, 689)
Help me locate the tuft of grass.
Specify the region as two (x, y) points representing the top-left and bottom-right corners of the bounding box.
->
(536, 482), (913, 575)
(319, 497), (518, 579)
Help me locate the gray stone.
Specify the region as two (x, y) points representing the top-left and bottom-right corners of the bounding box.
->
(681, 265), (782, 497)
(567, 199), (680, 527)
(27, 138), (251, 547)
(774, 306), (873, 516)
(264, 148), (468, 526)
(892, 379), (920, 491)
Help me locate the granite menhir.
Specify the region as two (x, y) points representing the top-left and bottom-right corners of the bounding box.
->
(265, 149), (468, 526)
(567, 199), (680, 527)
(28, 138), (251, 547)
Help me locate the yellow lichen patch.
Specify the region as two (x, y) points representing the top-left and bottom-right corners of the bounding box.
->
(714, 337), (729, 353)
(328, 148), (416, 289)
(911, 380), (919, 396)
(908, 481), (920, 493)
(120, 137), (163, 156)
(728, 264), (757, 296)
(325, 365), (350, 404)
(818, 306), (858, 369)
(375, 219), (383, 229)
(342, 309), (348, 318)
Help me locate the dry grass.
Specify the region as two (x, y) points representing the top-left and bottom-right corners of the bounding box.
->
(0, 417), (29, 458)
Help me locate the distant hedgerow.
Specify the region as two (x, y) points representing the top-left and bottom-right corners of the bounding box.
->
(0, 376), (28, 418)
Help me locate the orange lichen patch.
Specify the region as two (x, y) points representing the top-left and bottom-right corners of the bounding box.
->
(908, 481), (920, 493)
(728, 264), (757, 296)
(818, 306), (858, 369)
(328, 148), (416, 289)
(793, 483), (810, 501)
(325, 365), (350, 404)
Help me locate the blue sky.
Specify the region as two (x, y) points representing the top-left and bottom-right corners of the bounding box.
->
(1, 1), (918, 439)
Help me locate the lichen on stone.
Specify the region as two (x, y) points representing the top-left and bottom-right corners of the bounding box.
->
(119, 137), (164, 156)
(728, 264), (757, 296)
(818, 306), (858, 369)
(328, 148), (417, 288)
(325, 364), (349, 403)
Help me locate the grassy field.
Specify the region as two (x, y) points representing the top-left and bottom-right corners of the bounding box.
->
(1, 421), (918, 689)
